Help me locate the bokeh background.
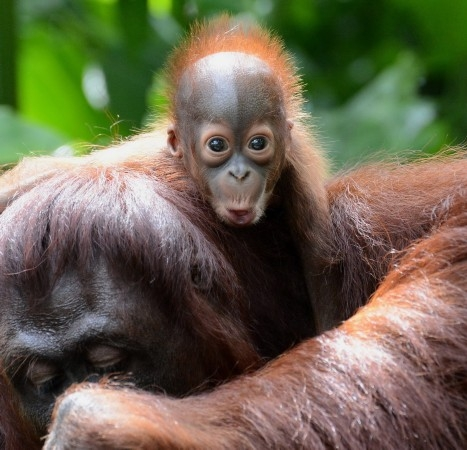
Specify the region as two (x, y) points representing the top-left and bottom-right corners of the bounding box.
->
(1, 0), (466, 168)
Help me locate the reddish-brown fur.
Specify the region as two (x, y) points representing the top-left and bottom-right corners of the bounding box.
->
(0, 372), (37, 450)
(37, 155), (467, 450)
(0, 148), (465, 448)
(0, 155), (312, 448)
(43, 157), (467, 450)
(165, 16), (303, 118)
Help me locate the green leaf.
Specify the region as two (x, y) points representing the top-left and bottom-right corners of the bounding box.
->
(0, 106), (68, 164)
(317, 53), (449, 167)
(18, 25), (109, 142)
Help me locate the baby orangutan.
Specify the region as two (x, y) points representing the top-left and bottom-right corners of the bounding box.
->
(1, 17), (334, 332)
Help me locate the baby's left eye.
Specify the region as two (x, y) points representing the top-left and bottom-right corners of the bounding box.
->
(249, 137), (267, 151)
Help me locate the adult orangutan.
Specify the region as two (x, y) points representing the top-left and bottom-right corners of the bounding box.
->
(0, 154), (465, 449)
(44, 205), (467, 450)
(0, 159), (313, 448)
(0, 16), (466, 449)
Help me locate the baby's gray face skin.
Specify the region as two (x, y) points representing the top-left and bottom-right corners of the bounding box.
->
(169, 52), (291, 226)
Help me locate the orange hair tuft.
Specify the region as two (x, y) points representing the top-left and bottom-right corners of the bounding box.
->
(165, 15), (305, 119)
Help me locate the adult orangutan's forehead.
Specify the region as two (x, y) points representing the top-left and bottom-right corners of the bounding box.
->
(176, 52), (285, 126)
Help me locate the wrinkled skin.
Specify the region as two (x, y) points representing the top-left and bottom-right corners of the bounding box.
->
(3, 265), (218, 435)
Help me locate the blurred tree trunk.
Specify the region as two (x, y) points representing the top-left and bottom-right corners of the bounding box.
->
(117, 0), (149, 50)
(171, 0), (190, 27)
(0, 0), (17, 108)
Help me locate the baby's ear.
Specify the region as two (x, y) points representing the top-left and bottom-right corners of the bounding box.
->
(167, 125), (183, 158)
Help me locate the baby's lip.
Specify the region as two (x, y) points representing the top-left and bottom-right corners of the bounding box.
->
(226, 209), (255, 226)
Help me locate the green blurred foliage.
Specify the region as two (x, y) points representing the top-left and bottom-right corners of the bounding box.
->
(1, 0), (466, 168)
(0, 106), (68, 164)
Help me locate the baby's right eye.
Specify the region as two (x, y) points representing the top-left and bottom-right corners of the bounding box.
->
(207, 138), (227, 152)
